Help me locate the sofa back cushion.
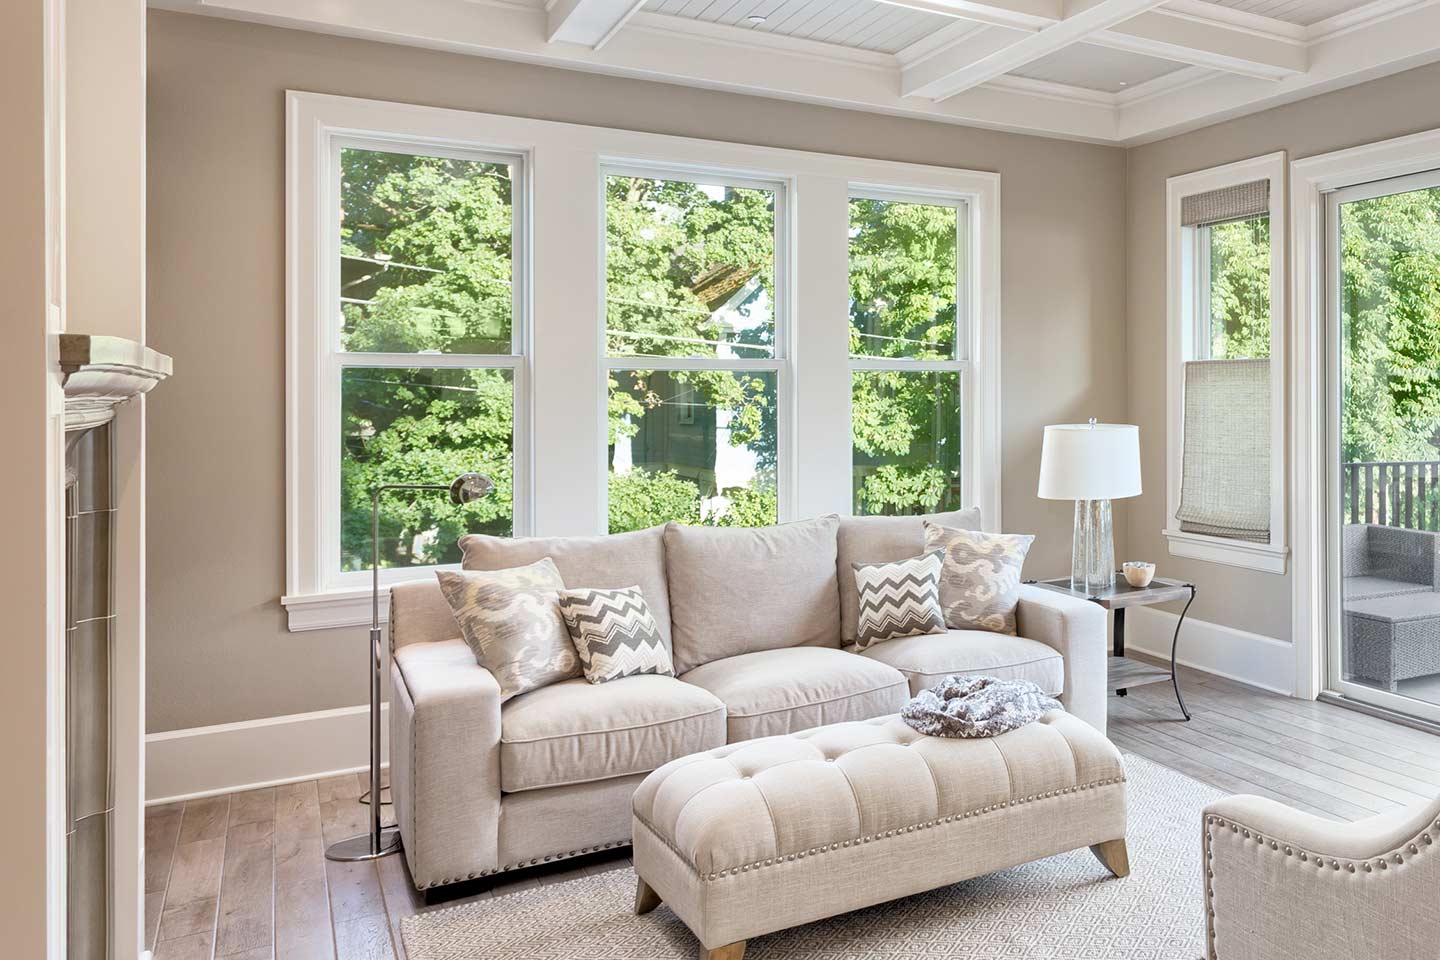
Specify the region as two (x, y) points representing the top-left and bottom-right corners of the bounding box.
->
(664, 516), (841, 674)
(459, 525), (673, 649)
(836, 508), (982, 644)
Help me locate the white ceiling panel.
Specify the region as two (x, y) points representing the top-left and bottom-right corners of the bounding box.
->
(1009, 41), (1189, 93)
(1196, 0), (1379, 26)
(644, 0), (954, 54)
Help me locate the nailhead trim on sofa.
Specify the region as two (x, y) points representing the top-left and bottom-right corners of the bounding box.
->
(418, 838), (633, 890)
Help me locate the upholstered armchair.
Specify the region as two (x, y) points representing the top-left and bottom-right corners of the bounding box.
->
(1203, 792), (1440, 960)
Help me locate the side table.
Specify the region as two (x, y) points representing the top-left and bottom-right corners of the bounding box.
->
(1029, 575), (1195, 721)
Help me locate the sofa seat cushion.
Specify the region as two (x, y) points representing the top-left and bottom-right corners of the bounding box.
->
(499, 675), (726, 793)
(850, 630), (1064, 696)
(679, 647), (908, 742)
(1343, 576), (1431, 603)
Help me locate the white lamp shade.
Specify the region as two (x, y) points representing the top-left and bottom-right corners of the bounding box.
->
(1037, 423), (1142, 501)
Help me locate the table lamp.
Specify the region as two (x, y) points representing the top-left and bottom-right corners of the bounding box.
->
(1037, 420), (1141, 595)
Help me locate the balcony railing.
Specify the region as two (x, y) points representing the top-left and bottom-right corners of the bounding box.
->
(1344, 460), (1440, 529)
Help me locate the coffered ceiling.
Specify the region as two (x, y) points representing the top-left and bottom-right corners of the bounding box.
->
(151, 0), (1440, 144)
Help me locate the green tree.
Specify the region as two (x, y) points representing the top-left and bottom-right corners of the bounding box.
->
(1339, 188), (1440, 465)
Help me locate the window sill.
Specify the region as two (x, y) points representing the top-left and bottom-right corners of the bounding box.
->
(1163, 529), (1288, 574)
(280, 587), (384, 632)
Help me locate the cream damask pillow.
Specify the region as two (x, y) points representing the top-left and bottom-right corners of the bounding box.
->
(922, 522), (1035, 635)
(436, 558), (580, 701)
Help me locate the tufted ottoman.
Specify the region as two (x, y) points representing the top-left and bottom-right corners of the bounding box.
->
(631, 710), (1128, 960)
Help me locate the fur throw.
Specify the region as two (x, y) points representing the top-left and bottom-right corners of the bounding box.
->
(901, 675), (1062, 739)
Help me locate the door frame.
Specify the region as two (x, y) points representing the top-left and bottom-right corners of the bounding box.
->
(1292, 127), (1440, 704)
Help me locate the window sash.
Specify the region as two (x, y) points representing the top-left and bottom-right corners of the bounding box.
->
(332, 135), (526, 358)
(847, 190), (969, 365)
(600, 162), (789, 364)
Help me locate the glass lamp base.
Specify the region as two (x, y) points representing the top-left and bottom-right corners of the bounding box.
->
(1070, 499), (1115, 595)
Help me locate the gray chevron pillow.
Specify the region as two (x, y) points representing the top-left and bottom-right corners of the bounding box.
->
(558, 585), (673, 683)
(852, 550), (947, 650)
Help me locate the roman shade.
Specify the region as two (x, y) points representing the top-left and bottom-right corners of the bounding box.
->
(1181, 179), (1269, 227)
(1177, 358), (1270, 543)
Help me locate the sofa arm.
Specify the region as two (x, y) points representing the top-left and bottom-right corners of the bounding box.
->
(1203, 793), (1440, 960)
(390, 640), (502, 889)
(1014, 584), (1108, 733)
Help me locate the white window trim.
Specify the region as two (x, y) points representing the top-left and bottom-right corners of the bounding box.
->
(283, 91), (1001, 631)
(598, 161), (794, 525)
(1164, 151), (1288, 574)
(847, 186), (972, 517)
(1292, 125), (1440, 701)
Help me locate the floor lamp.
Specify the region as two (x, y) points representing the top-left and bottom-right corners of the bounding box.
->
(325, 471), (496, 863)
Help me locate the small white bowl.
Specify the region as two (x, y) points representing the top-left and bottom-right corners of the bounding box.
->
(1122, 562), (1156, 588)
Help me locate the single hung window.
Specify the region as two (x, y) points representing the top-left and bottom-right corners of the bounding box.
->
(603, 168), (787, 533)
(848, 192), (967, 516)
(1165, 154), (1286, 571)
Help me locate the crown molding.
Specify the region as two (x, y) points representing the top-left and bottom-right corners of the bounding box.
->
(153, 0), (1440, 145)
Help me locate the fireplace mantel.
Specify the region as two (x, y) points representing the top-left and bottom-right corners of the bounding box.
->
(57, 334), (173, 432)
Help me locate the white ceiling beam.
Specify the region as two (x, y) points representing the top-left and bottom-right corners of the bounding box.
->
(1089, 9), (1307, 80)
(546, 0), (646, 50)
(875, 0), (1062, 31)
(1116, 0), (1440, 144)
(901, 0), (1164, 100)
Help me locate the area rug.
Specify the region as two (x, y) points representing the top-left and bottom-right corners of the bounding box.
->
(402, 754), (1222, 959)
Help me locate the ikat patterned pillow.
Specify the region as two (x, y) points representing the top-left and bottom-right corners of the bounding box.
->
(922, 522), (1035, 635)
(436, 558), (580, 701)
(852, 550), (947, 650)
(557, 585), (673, 684)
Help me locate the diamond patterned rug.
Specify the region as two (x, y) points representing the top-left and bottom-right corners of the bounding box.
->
(402, 753), (1221, 959)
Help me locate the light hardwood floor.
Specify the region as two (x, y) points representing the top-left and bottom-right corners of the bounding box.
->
(145, 660), (1440, 960)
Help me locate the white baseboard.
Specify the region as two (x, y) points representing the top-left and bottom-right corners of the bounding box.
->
(1123, 607), (1295, 696)
(146, 703), (389, 804)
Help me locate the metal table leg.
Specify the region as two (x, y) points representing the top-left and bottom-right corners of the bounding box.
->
(1114, 607), (1127, 697)
(1170, 586), (1195, 721)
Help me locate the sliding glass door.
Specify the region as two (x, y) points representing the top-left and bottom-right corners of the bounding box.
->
(1327, 169), (1440, 723)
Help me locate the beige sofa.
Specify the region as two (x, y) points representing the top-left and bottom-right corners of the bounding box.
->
(386, 511), (1107, 892)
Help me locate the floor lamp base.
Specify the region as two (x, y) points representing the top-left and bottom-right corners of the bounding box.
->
(325, 825), (403, 863)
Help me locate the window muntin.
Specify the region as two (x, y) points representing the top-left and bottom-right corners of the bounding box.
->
(605, 173), (777, 360)
(848, 192), (967, 516)
(332, 142), (524, 577)
(603, 167), (787, 532)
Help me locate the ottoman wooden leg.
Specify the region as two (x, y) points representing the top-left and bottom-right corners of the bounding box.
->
(1090, 838), (1130, 878)
(634, 877), (662, 915)
(701, 942), (746, 960)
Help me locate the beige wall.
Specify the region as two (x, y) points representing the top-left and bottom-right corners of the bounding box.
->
(2, 2), (59, 953)
(145, 11), (1129, 731)
(1124, 61), (1440, 641)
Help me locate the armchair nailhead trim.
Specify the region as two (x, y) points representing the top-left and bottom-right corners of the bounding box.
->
(640, 775), (1126, 882)
(1203, 807), (1440, 960)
